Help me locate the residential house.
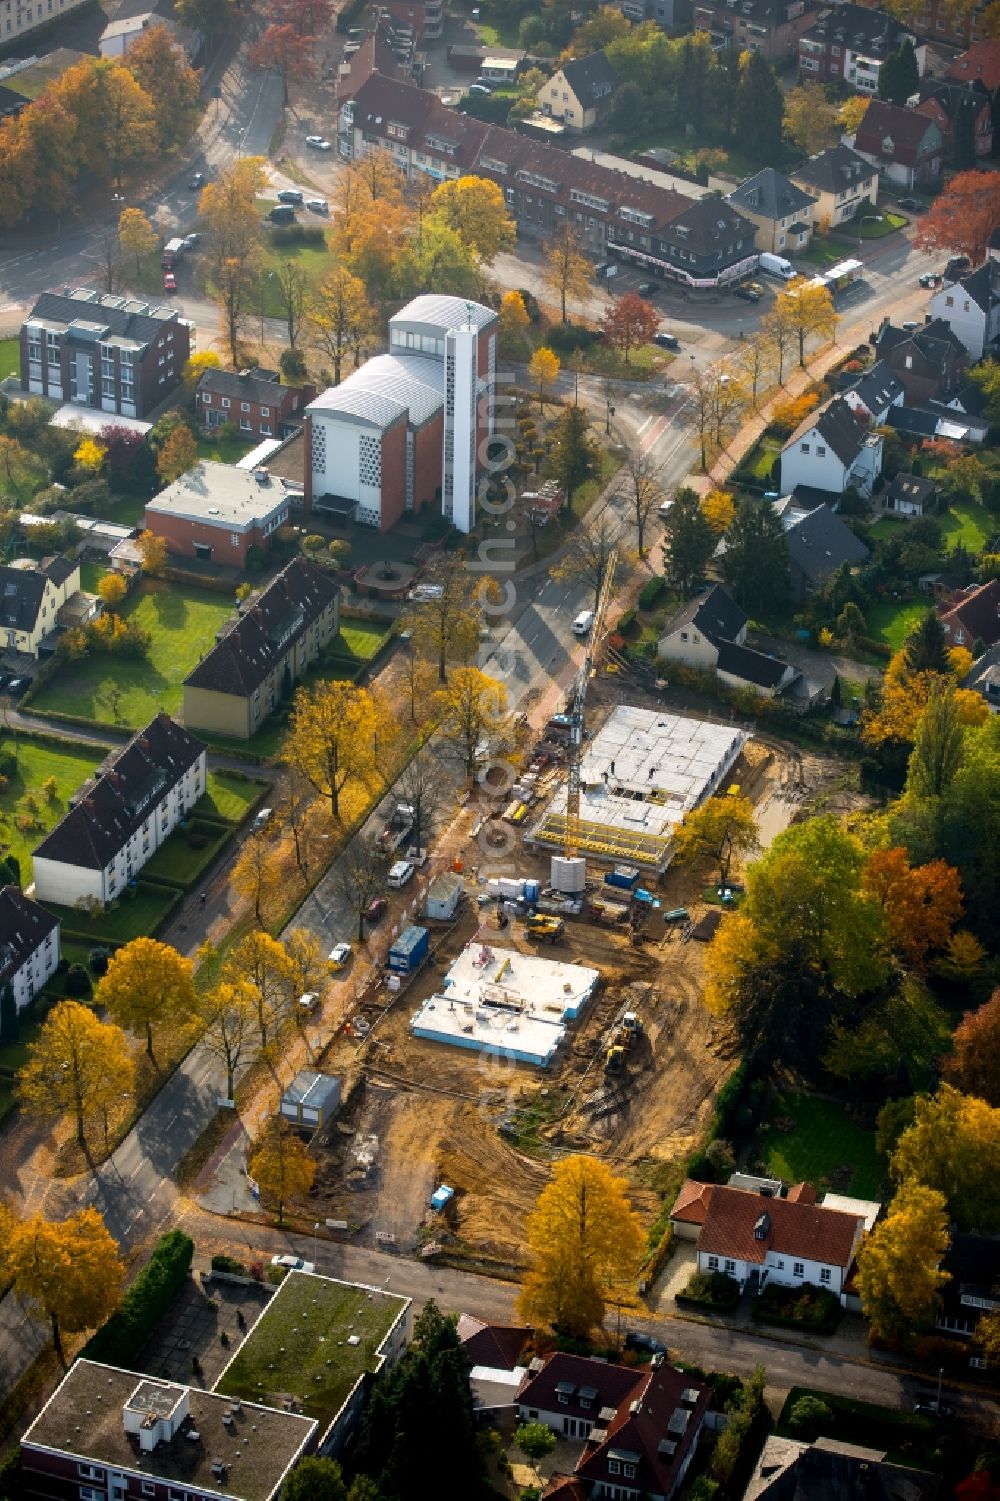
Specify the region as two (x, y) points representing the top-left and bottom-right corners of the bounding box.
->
(0, 556), (80, 658)
(182, 557), (340, 740)
(32, 713), (207, 908)
(946, 38), (1000, 90)
(935, 1232), (1000, 1344)
(145, 461), (299, 568)
(376, 0), (443, 42)
(887, 402), (984, 443)
(20, 288), (191, 419)
(874, 316), (968, 403)
(693, 0), (822, 63)
(518, 1351), (710, 1499)
(790, 145), (878, 231)
(537, 51), (618, 132)
(657, 585), (798, 698)
(938, 577), (1000, 649)
(196, 368), (315, 441)
(338, 72), (760, 286)
(852, 97), (944, 187)
(842, 359), (905, 424)
(779, 395), (883, 500)
(621, 0), (693, 27)
(884, 472), (937, 515)
(0, 0), (93, 48)
(913, 77), (993, 156)
(670, 1179), (866, 1302)
(20, 1361), (316, 1501)
(930, 261), (1000, 359)
(743, 1435), (940, 1501)
(457, 1317), (529, 1417)
(798, 4), (918, 92)
(726, 168), (817, 254)
(0, 885), (59, 1014)
(963, 641), (1000, 712)
(776, 496), (872, 599)
(336, 22), (413, 104)
(99, 5), (194, 59)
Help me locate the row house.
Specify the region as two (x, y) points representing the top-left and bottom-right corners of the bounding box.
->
(183, 557), (340, 740)
(20, 288), (191, 420)
(32, 713), (207, 909)
(338, 72), (759, 287)
(799, 3), (918, 90)
(0, 885), (59, 1014)
(195, 368), (315, 441)
(693, 0), (821, 62)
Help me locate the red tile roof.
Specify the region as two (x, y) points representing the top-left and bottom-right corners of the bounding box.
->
(456, 1316), (529, 1372)
(574, 1361), (710, 1499)
(946, 39), (1000, 90)
(854, 99), (943, 167)
(697, 1185), (863, 1268)
(786, 1182), (817, 1205)
(939, 577), (1000, 648)
(517, 1351), (643, 1424)
(670, 1179), (716, 1226)
(542, 1479), (589, 1501)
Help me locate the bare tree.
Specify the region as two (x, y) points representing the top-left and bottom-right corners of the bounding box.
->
(737, 335), (772, 410)
(279, 767), (312, 878)
(272, 258), (308, 349)
(395, 753), (452, 858)
(95, 228), (122, 294)
(550, 510), (634, 610)
(332, 833), (391, 943)
(619, 449), (663, 557)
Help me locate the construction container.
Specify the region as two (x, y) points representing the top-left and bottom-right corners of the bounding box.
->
(605, 864), (640, 891)
(524, 879), (540, 903)
(551, 856), (586, 893)
(429, 1184), (454, 1212)
(280, 1071), (341, 1130)
(388, 925), (429, 973)
(425, 872), (463, 921)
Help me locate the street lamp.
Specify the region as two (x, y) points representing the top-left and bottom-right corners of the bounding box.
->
(260, 271), (275, 342)
(605, 395), (616, 435)
(312, 1222), (320, 1265)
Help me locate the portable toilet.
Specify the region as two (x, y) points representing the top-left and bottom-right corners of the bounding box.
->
(430, 1184), (454, 1212)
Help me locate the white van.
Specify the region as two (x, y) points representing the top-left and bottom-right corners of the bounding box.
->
(759, 252), (796, 281)
(388, 859), (415, 888)
(572, 609), (595, 636)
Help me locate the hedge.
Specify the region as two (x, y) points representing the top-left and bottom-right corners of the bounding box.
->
(81, 1229), (193, 1365)
(676, 1270), (741, 1311)
(638, 576), (666, 610)
(335, 0), (365, 29)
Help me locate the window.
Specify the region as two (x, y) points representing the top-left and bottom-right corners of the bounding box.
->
(221, 397), (231, 408)
(78, 1468), (106, 1483)
(231, 533), (240, 548)
(680, 631), (688, 641)
(203, 392), (212, 404)
(608, 1461), (621, 1476)
(557, 1392), (569, 1405)
(261, 406), (270, 417)
(793, 1261), (804, 1277)
(816, 445), (826, 457)
(707, 1254), (719, 1269)
(800, 442), (810, 452)
(724, 1258), (736, 1273)
(261, 423), (272, 436)
(820, 1267), (832, 1283)
(141, 1486), (155, 1498)
(624, 1465), (636, 1480)
(241, 401), (250, 412)
(79, 1489), (104, 1501)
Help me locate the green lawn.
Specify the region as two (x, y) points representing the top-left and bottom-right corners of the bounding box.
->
(940, 498), (993, 552)
(101, 495), (149, 529)
(141, 819), (231, 887)
(195, 433), (258, 465)
(866, 516), (907, 543)
(739, 437), (783, 483)
(865, 597), (928, 650)
(475, 13), (521, 45)
(201, 771), (266, 824)
(79, 560), (105, 594)
(0, 336), (20, 380)
(32, 579), (235, 726)
(0, 735), (102, 877)
(41, 882), (179, 943)
(797, 238), (847, 267)
(332, 621), (390, 662)
(755, 1091), (888, 1199)
(858, 211), (907, 239)
(216, 1271), (408, 1429)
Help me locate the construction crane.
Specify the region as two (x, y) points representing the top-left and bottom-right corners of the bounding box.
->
(564, 545), (618, 859)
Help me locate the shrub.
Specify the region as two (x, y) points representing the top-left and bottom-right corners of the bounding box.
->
(64, 963), (91, 998)
(280, 347), (307, 382)
(81, 1230), (193, 1365)
(679, 1270), (740, 1308)
(617, 608), (638, 635)
(547, 321), (600, 353)
(0, 752), (16, 779)
(211, 1253), (247, 1276)
(89, 949), (110, 977)
(638, 576), (666, 610)
(788, 1395), (834, 1439)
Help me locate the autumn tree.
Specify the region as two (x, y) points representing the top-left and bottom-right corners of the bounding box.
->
(777, 277), (838, 367)
(332, 152), (412, 302)
(395, 753), (450, 858)
(517, 1155), (646, 1337)
(701, 488), (735, 536)
(6, 1209), (124, 1366)
(182, 349), (221, 392)
(839, 94), (870, 134)
(405, 554), (483, 683)
(333, 833), (391, 942)
(662, 486), (716, 596)
(307, 266), (374, 384)
(97, 572), (128, 609)
(272, 258), (309, 350)
(96, 937), (196, 1062)
(16, 1002), (134, 1146)
(528, 346), (560, 411)
(784, 84), (841, 155)
(856, 1182), (951, 1341)
(915, 169), (1000, 266)
(156, 424), (197, 485)
(862, 847), (963, 968)
(601, 292), (659, 365)
(619, 449), (662, 556)
(863, 643), (986, 766)
(891, 1084), (1000, 1231)
(285, 680), (382, 820)
(118, 206), (158, 278)
(232, 829), (283, 926)
(673, 794), (759, 887)
(0, 436), (45, 502)
(200, 157), (266, 360)
(545, 221), (591, 323)
(737, 335), (772, 410)
(122, 24), (199, 146)
(199, 979), (255, 1102)
(498, 289), (530, 349)
(944, 989), (1000, 1106)
(551, 510), (632, 611)
(249, 1117), (315, 1225)
(223, 929), (298, 1050)
(249, 23), (315, 104)
(427, 175), (515, 261)
(761, 296), (797, 386)
(53, 58), (157, 190)
(135, 529), (168, 575)
(74, 437), (106, 474)
(435, 667), (509, 781)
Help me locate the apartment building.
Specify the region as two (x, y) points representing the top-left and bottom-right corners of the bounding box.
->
(20, 288), (192, 419)
(195, 368), (315, 440)
(799, 3), (918, 89)
(32, 713), (207, 908)
(790, 144), (878, 229)
(0, 885), (59, 1014)
(0, 0), (91, 48)
(693, 0), (821, 62)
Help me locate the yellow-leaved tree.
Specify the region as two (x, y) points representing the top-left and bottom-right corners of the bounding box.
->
(517, 1155), (646, 1337)
(135, 529), (168, 575)
(74, 437), (107, 473)
(6, 1208), (124, 1365)
(528, 346), (560, 411)
(97, 571), (128, 609)
(890, 1084), (1000, 1232)
(434, 666), (509, 782)
(855, 1181), (951, 1342)
(221, 928), (299, 1050)
(182, 349), (222, 391)
(673, 793), (759, 887)
(499, 289), (530, 350)
(198, 978), (256, 1102)
(701, 489), (736, 536)
(231, 828), (283, 927)
(426, 174), (515, 262)
(96, 937), (196, 1063)
(16, 1001), (134, 1146)
(249, 1118), (315, 1226)
(285, 679), (384, 821)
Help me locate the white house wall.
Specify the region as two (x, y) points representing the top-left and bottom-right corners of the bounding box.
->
(31, 857), (103, 909)
(697, 1246), (854, 1298)
(657, 629), (721, 671)
(932, 285), (989, 360)
(9, 929), (60, 1012)
(780, 428), (848, 494)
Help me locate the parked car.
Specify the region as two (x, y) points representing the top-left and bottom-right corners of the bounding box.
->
(162, 272), (177, 292)
(188, 172), (205, 190)
(919, 272), (941, 287)
(624, 1331), (667, 1354)
(271, 1254), (315, 1274)
(913, 1397), (956, 1418)
(305, 135), (332, 150)
(305, 198), (329, 215)
(594, 261), (618, 279)
(898, 196), (924, 212)
(328, 941), (353, 971)
(269, 205), (295, 224)
(653, 331), (680, 349)
(638, 281), (658, 296)
(387, 859), (415, 889)
(251, 806), (273, 833)
(734, 285), (761, 303)
(278, 189), (304, 205)
(296, 992), (320, 1016)
(468, 82), (492, 95)
(364, 896), (388, 924)
(183, 233), (201, 250)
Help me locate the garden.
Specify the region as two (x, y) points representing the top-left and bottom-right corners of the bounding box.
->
(753, 1091), (887, 1200)
(752, 1281), (841, 1335)
(41, 882), (182, 946)
(0, 735), (102, 877)
(777, 1388), (962, 1475)
(677, 1268), (741, 1311)
(30, 579), (236, 727)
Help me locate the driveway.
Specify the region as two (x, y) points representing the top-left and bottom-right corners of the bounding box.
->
(750, 632), (884, 693)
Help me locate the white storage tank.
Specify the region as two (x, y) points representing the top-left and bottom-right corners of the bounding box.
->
(551, 856), (586, 892)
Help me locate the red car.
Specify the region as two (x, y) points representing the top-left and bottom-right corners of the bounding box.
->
(364, 896), (388, 925)
(162, 272), (177, 292)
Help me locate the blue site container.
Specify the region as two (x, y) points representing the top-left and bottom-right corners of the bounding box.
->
(388, 925), (429, 973)
(605, 865), (640, 891)
(524, 879), (540, 903)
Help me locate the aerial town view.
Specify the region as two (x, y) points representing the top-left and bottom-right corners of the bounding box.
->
(0, 0), (999, 1496)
